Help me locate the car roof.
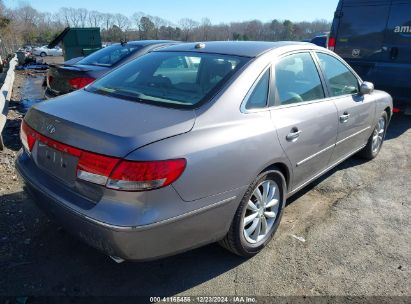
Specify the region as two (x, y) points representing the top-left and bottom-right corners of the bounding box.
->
(154, 41), (314, 58)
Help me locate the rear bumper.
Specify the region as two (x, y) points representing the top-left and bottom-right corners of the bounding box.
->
(16, 151), (240, 261)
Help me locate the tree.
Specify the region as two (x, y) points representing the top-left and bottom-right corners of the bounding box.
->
(114, 13), (130, 31)
(200, 17), (211, 40)
(282, 20), (295, 40)
(139, 16), (155, 39)
(88, 10), (103, 28)
(179, 18), (198, 41)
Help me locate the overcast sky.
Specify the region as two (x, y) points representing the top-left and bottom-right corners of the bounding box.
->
(4, 0), (339, 23)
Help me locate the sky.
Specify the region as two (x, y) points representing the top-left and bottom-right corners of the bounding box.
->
(3, 0), (339, 24)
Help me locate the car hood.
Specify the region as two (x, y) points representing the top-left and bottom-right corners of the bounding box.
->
(24, 90), (196, 157)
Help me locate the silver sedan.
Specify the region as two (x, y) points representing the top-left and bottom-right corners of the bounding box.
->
(16, 41), (392, 261)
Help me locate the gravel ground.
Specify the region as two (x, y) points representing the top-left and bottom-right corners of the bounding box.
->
(0, 65), (410, 299)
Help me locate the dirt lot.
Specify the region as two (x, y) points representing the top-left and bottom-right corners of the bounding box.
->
(0, 63), (410, 299)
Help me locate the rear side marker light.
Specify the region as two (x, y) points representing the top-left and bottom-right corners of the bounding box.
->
(68, 77), (95, 90)
(20, 121), (186, 191)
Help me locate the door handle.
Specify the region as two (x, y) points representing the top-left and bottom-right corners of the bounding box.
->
(286, 128), (302, 141)
(339, 112), (350, 123)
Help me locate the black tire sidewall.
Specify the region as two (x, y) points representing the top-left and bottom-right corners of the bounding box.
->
(370, 112), (388, 158)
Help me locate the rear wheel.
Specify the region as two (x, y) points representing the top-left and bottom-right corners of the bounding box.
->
(0, 135), (4, 151)
(40, 52), (47, 57)
(220, 169), (286, 257)
(359, 112), (387, 160)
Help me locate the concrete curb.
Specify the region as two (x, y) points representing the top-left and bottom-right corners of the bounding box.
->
(0, 55), (18, 150)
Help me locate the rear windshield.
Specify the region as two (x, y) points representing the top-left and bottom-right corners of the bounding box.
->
(77, 44), (142, 67)
(87, 51), (249, 108)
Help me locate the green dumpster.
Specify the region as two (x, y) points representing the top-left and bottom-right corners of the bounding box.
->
(48, 27), (102, 61)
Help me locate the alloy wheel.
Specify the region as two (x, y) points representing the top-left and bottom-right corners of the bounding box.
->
(243, 180), (280, 244)
(372, 117), (386, 153)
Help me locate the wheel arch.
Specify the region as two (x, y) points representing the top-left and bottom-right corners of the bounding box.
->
(384, 106), (391, 123)
(260, 162), (291, 192)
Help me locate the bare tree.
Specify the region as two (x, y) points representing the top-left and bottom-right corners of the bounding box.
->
(114, 13), (130, 31)
(77, 8), (88, 27)
(102, 13), (114, 31)
(200, 17), (211, 40)
(179, 18), (198, 41)
(88, 10), (103, 28)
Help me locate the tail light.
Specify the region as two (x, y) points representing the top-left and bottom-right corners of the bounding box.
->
(328, 37), (336, 51)
(106, 159), (186, 191)
(47, 75), (53, 85)
(20, 121), (186, 191)
(68, 77), (95, 90)
(393, 107), (400, 113)
(21, 121), (36, 152)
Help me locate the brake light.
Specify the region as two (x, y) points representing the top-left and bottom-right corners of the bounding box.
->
(107, 159), (186, 191)
(68, 77), (95, 89)
(328, 37), (336, 51)
(20, 121), (36, 152)
(20, 121), (186, 191)
(393, 107), (400, 113)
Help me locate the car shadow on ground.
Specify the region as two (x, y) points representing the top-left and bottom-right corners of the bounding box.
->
(385, 113), (410, 141)
(287, 113), (409, 206)
(1, 191), (247, 297)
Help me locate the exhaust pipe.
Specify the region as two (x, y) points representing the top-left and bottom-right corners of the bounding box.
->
(110, 255), (125, 264)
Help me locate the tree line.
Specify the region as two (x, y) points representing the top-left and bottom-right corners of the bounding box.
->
(0, 2), (331, 57)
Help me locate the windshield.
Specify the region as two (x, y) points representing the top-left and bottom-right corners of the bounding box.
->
(77, 44), (142, 67)
(87, 51), (248, 108)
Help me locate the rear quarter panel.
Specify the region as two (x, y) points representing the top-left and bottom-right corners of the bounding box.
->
(126, 52), (292, 202)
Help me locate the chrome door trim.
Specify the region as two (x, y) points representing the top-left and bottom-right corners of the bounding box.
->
(336, 126), (371, 146)
(296, 144), (335, 167)
(288, 144), (367, 197)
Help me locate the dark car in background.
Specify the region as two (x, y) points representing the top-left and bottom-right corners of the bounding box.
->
(45, 40), (176, 98)
(310, 34), (329, 48)
(329, 0), (411, 110)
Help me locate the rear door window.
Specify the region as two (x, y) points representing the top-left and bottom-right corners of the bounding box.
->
(317, 53), (359, 97)
(275, 53), (325, 105)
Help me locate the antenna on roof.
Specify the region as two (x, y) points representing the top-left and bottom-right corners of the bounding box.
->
(195, 43), (206, 49)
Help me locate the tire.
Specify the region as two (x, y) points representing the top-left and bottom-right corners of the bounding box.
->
(0, 134), (4, 151)
(40, 52), (47, 57)
(359, 111), (388, 160)
(220, 168), (286, 257)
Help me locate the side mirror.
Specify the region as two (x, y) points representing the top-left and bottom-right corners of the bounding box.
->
(360, 81), (374, 95)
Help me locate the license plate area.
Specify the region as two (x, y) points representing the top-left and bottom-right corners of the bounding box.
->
(36, 142), (78, 183)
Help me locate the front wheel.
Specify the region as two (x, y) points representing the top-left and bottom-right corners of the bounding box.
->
(359, 112), (388, 160)
(40, 52), (47, 57)
(220, 169), (286, 257)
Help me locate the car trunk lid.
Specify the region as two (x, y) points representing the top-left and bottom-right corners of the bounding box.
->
(47, 64), (108, 95)
(25, 89), (195, 157)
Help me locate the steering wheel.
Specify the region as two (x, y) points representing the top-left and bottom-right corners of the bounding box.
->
(282, 92), (303, 104)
